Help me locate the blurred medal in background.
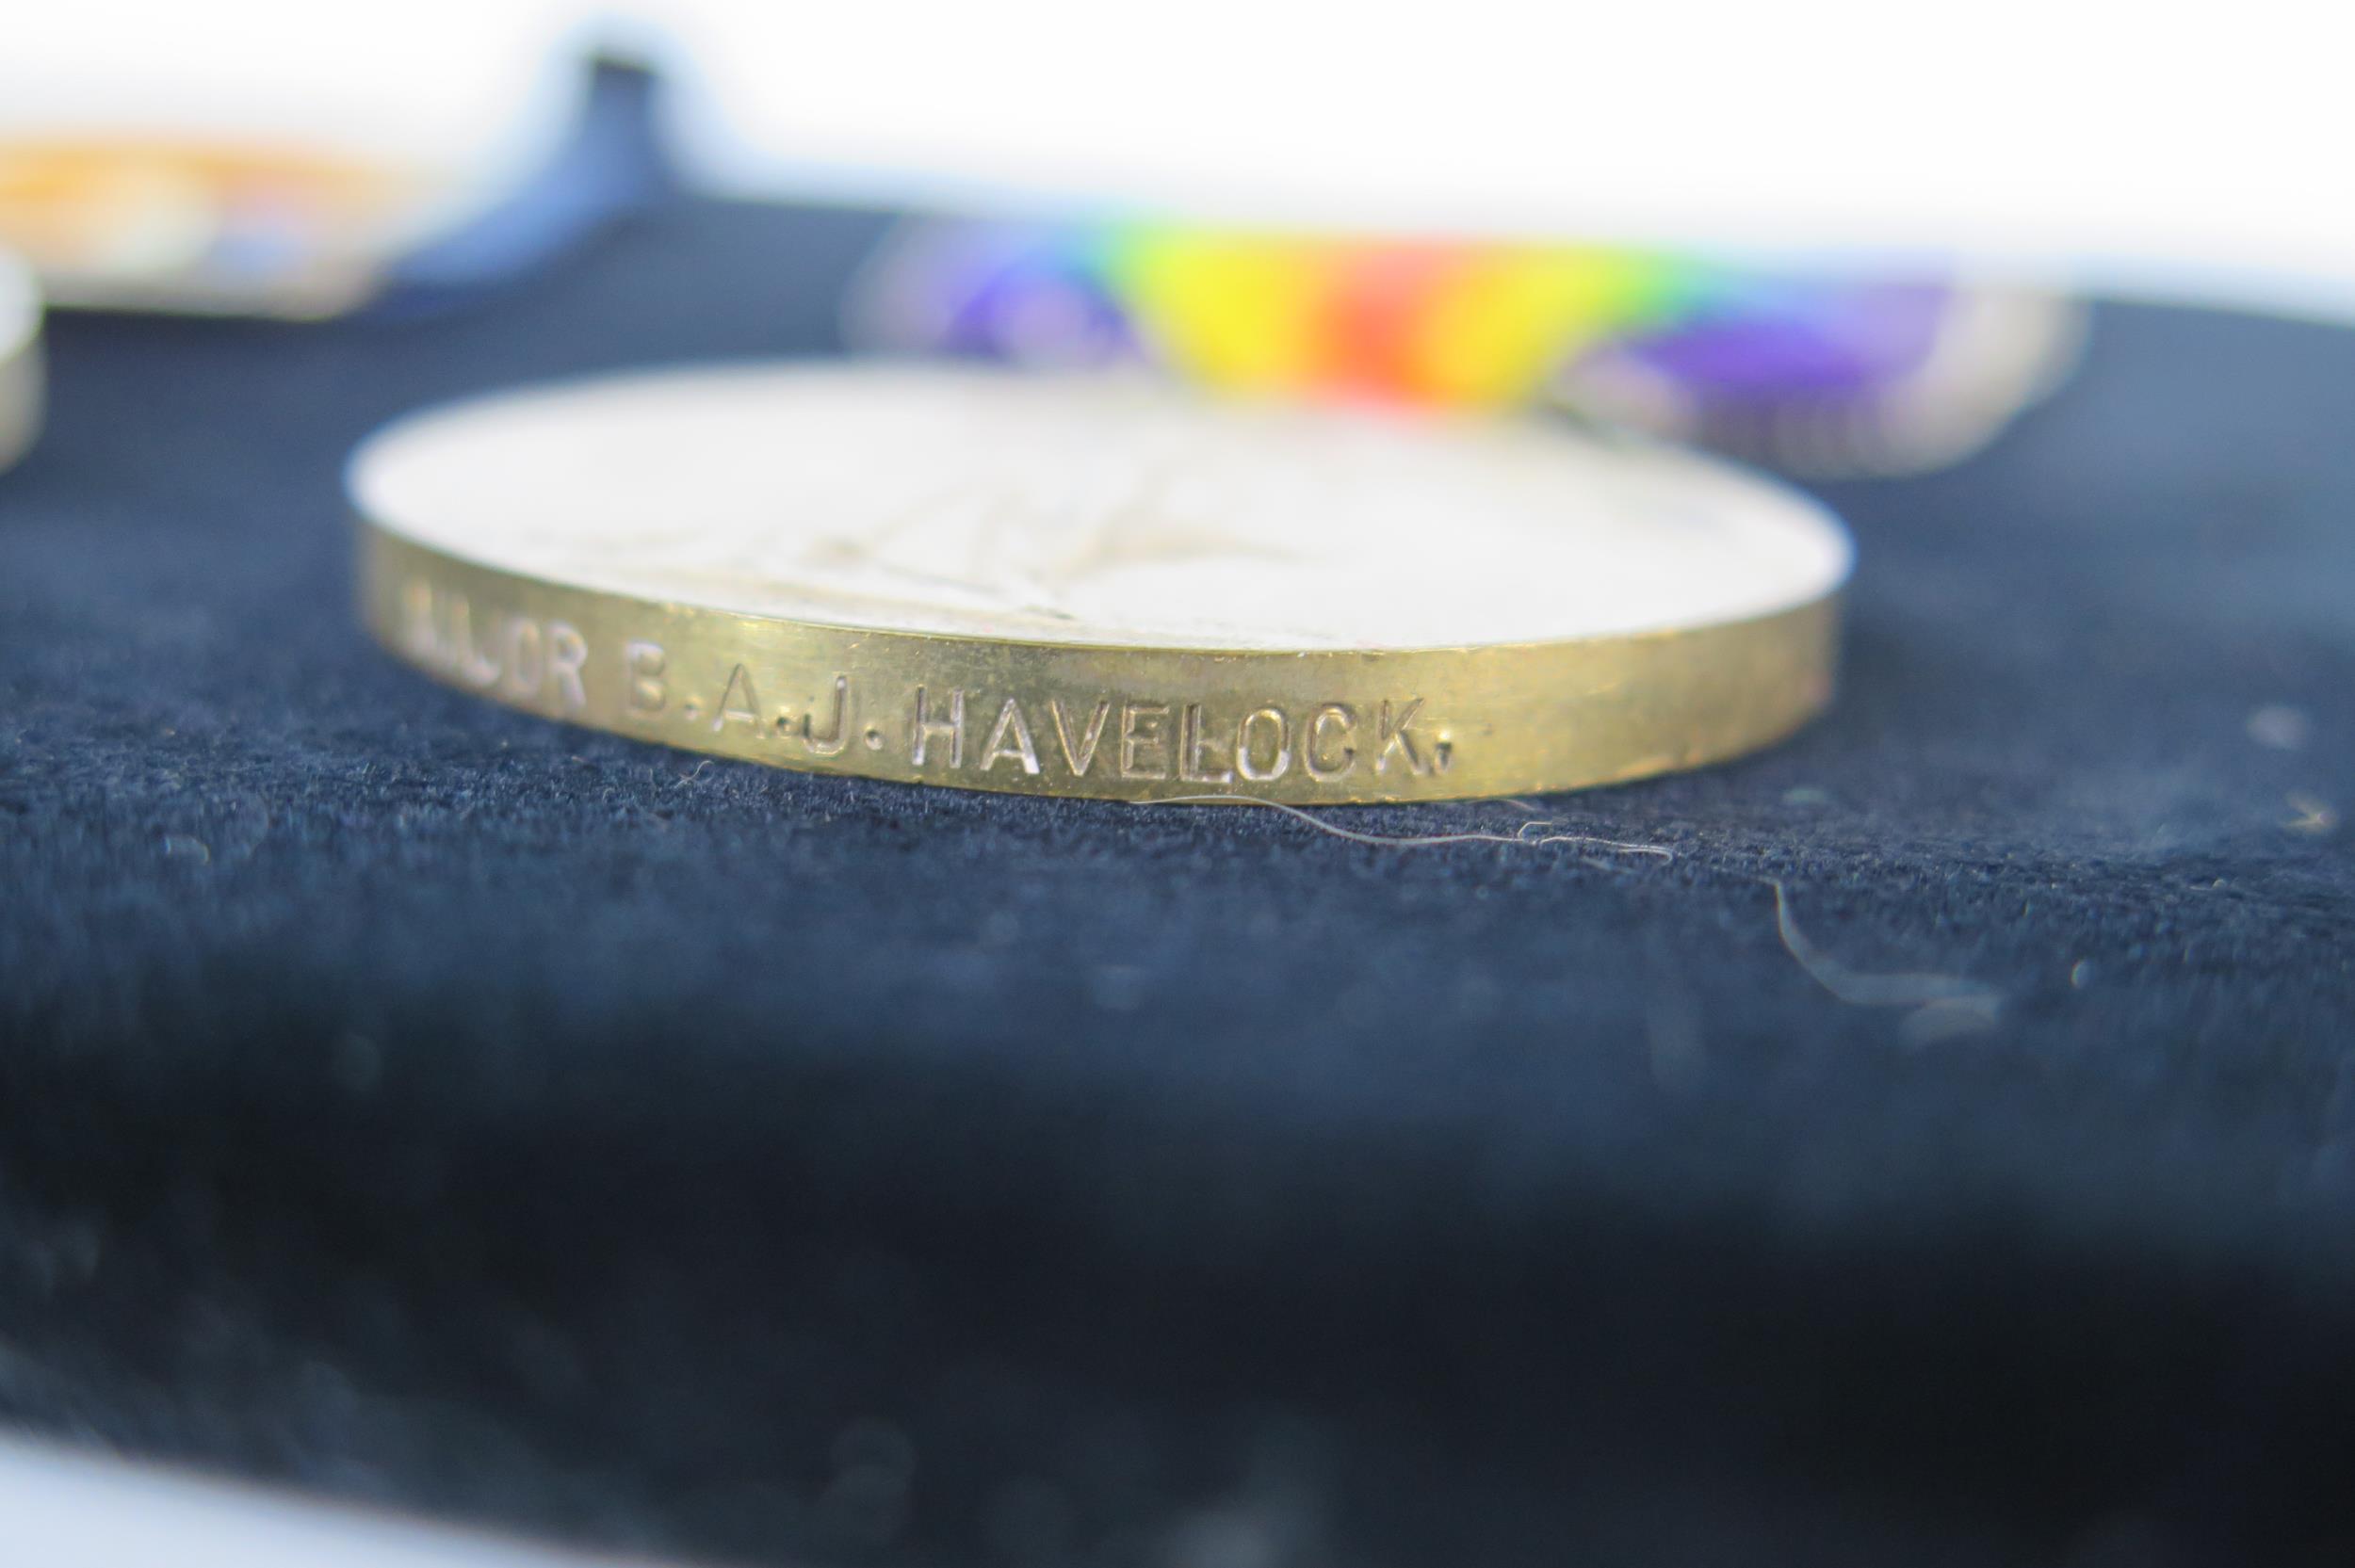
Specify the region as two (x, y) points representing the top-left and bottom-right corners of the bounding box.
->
(0, 52), (670, 321)
(845, 218), (2081, 477)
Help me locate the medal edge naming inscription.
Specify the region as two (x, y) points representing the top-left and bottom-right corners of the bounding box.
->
(361, 527), (1839, 803)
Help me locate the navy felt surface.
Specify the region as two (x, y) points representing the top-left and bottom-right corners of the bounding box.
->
(3, 200), (2353, 1568)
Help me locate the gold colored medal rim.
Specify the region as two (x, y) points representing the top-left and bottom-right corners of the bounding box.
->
(0, 267), (41, 474)
(359, 522), (1842, 804)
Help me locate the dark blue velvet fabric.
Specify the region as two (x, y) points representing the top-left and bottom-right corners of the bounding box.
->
(2, 199), (2352, 1567)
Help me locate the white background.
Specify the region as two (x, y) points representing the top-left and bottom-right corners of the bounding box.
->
(5, 0), (2355, 312)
